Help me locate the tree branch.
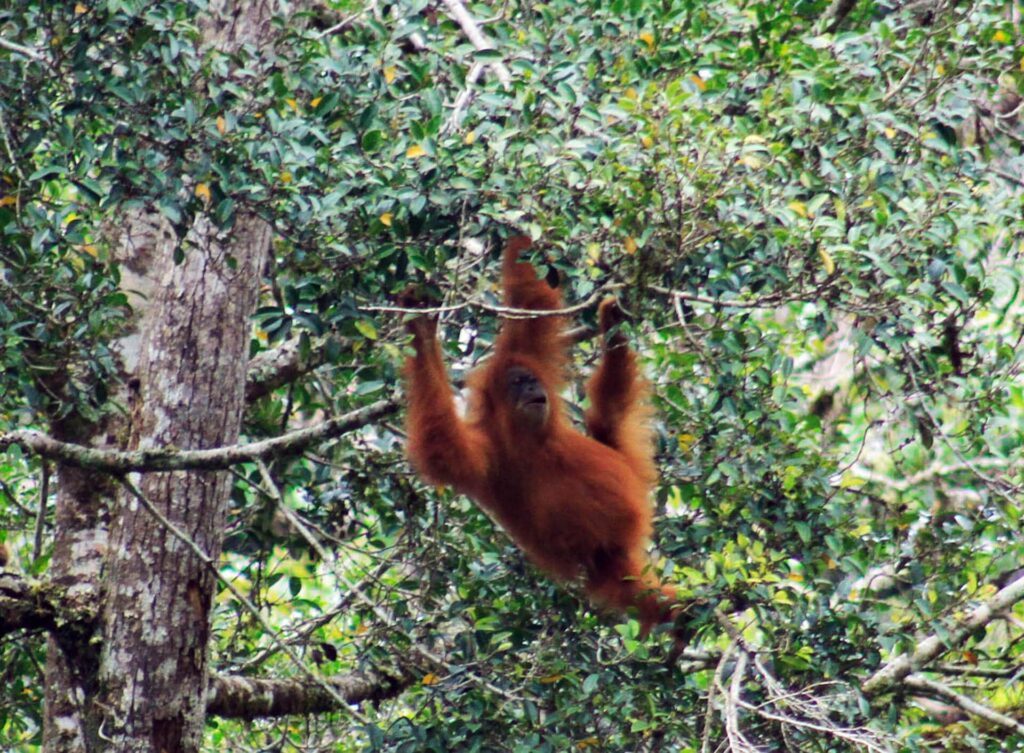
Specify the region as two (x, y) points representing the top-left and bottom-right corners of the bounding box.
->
(0, 571), (56, 635)
(245, 333), (352, 402)
(823, 0), (857, 34)
(862, 574), (1024, 695)
(0, 36), (43, 60)
(0, 399), (399, 473)
(363, 283), (619, 319)
(0, 566), (415, 716)
(650, 283), (829, 310)
(439, 0), (512, 88)
(905, 673), (1024, 735)
(850, 457), (1013, 492)
(207, 669), (414, 718)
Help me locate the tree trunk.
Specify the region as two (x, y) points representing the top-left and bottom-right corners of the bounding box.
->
(103, 215), (267, 752)
(44, 210), (268, 753)
(38, 4), (280, 751)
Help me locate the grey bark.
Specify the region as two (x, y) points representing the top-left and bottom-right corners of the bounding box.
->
(95, 215), (267, 752)
(41, 2), (281, 749)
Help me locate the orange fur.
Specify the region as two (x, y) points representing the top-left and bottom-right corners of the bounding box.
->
(404, 236), (679, 638)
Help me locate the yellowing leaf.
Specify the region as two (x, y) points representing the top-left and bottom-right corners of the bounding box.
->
(406, 144), (427, 158)
(639, 31), (655, 50)
(539, 674), (564, 684)
(883, 126), (896, 139)
(788, 200), (808, 218)
(310, 96), (322, 108)
(585, 242), (601, 265)
(677, 433), (697, 451)
(993, 29), (1010, 44)
(737, 154), (763, 169)
(689, 74), (707, 91)
(935, 63), (945, 76)
(285, 97), (299, 112)
(80, 244), (98, 258)
(772, 590), (794, 606)
(818, 247), (836, 275)
(383, 66), (397, 84)
(379, 212), (393, 227)
(833, 197), (846, 223)
(623, 236), (638, 254)
(743, 134), (767, 144)
(787, 572), (804, 582)
(838, 471), (860, 489)
(464, 130), (477, 145)
(640, 134), (654, 148)
(0, 195), (17, 207)
(194, 182), (212, 204)
(279, 170), (293, 184)
(577, 738), (601, 749)
(421, 673), (440, 686)
(354, 319), (378, 340)
(74, 3), (87, 14)
(623, 87), (638, 100)
(216, 115), (227, 135)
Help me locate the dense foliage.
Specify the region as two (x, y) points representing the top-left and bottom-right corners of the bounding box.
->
(2, 0), (1023, 750)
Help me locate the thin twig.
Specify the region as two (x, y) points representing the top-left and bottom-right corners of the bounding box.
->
(443, 61), (487, 134)
(32, 462), (48, 561)
(363, 284), (620, 319)
(650, 283), (823, 310)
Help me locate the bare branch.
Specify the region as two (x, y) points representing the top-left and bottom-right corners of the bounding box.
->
(444, 60), (487, 134)
(246, 333), (352, 402)
(439, 0), (512, 88)
(363, 283), (620, 319)
(863, 574), (1024, 695)
(932, 663), (1023, 679)
(208, 669), (413, 718)
(0, 36), (43, 60)
(650, 283), (826, 310)
(849, 457), (1014, 492)
(823, 0), (857, 33)
(905, 673), (1024, 736)
(0, 399), (398, 473)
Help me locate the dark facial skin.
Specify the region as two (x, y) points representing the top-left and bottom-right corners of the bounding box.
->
(505, 366), (549, 431)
